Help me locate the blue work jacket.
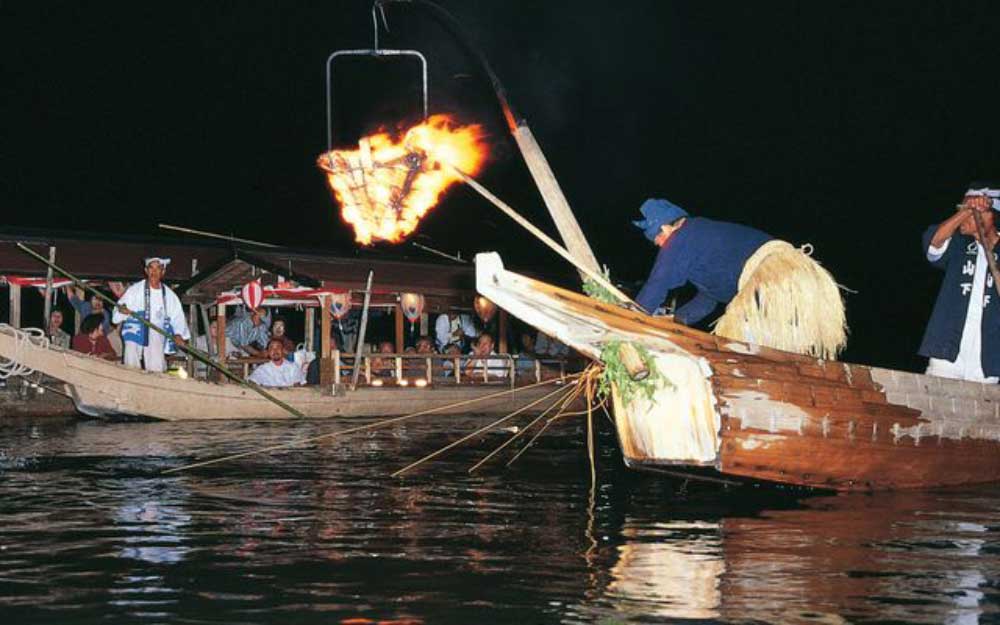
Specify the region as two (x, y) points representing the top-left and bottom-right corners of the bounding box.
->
(918, 224), (1000, 377)
(636, 217), (772, 325)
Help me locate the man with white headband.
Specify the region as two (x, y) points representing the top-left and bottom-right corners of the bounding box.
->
(919, 182), (1000, 383)
(112, 257), (190, 372)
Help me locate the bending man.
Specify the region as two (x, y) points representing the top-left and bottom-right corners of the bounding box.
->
(633, 198), (847, 359)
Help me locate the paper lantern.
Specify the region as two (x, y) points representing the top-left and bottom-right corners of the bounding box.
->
(241, 280), (264, 310)
(474, 296), (497, 323)
(329, 292), (352, 319)
(400, 293), (425, 331)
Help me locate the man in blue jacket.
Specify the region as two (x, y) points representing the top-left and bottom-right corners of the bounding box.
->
(919, 183), (1000, 383)
(633, 198), (847, 359)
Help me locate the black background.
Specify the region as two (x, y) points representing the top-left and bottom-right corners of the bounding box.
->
(4, 0), (999, 370)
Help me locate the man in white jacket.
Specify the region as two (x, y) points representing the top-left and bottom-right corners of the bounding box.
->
(112, 257), (190, 372)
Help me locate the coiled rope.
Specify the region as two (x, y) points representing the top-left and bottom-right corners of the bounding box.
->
(0, 324), (49, 380)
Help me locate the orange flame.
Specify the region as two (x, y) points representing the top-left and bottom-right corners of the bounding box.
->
(318, 114), (488, 244)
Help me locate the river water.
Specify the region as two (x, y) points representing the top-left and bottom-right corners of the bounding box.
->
(1, 414), (999, 624)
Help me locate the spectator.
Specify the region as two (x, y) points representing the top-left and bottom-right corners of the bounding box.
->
(71, 313), (117, 360)
(65, 286), (111, 335)
(464, 333), (509, 380)
(372, 341), (396, 376)
(46, 310), (71, 349)
(441, 343), (463, 377)
(226, 307), (271, 357)
(434, 312), (477, 352)
(415, 336), (435, 354)
(535, 332), (569, 358)
(248, 338), (306, 387)
(270, 316), (297, 357)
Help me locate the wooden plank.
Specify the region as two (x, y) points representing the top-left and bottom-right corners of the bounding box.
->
(8, 283), (20, 328)
(215, 305), (226, 371)
(320, 295), (333, 386)
(394, 301), (404, 353)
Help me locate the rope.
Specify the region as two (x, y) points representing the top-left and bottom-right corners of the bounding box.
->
(0, 324), (49, 380)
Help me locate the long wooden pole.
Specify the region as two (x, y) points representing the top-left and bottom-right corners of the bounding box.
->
(350, 271), (374, 391)
(449, 166), (636, 306)
(42, 246), (56, 324)
(969, 207), (1000, 299)
(16, 243), (305, 418)
(157, 223), (279, 248)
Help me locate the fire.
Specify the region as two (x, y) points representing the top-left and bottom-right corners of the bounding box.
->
(318, 114), (488, 244)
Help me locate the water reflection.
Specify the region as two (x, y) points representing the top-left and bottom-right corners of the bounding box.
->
(1, 416), (1000, 624)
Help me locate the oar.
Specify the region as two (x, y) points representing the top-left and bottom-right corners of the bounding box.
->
(16, 242), (306, 418)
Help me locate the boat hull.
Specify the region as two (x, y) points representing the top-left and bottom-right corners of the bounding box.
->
(474, 252), (1000, 491)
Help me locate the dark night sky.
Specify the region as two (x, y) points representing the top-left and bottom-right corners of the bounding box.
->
(3, 0), (999, 371)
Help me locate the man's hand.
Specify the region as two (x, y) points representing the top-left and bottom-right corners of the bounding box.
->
(963, 195), (992, 213)
(117, 305), (133, 316)
(173, 335), (186, 348)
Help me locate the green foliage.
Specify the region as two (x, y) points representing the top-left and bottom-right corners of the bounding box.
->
(582, 266), (619, 304)
(597, 340), (671, 404)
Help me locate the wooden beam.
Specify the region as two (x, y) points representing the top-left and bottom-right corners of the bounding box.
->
(304, 307), (316, 352)
(187, 304), (197, 378)
(43, 246), (56, 324)
(512, 123), (601, 276)
(8, 283), (20, 329)
(215, 305), (227, 379)
(394, 301), (405, 353)
(320, 295), (333, 386)
(498, 309), (508, 354)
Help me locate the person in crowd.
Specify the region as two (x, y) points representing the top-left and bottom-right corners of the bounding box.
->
(46, 309), (71, 349)
(270, 316), (297, 357)
(71, 313), (117, 360)
(226, 307), (271, 357)
(65, 286), (111, 335)
(372, 341), (396, 376)
(306, 335), (338, 385)
(113, 257), (190, 372)
(515, 331), (539, 375)
(441, 343), (463, 377)
(248, 337), (306, 387)
(632, 197), (846, 359)
(919, 182), (1000, 382)
(415, 336), (435, 354)
(194, 319), (239, 377)
(464, 333), (509, 380)
(434, 312), (478, 352)
(535, 331), (569, 358)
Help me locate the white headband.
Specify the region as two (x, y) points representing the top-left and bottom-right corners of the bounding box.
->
(966, 187), (1000, 211)
(144, 257), (171, 268)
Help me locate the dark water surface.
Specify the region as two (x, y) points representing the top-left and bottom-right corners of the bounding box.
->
(2, 415), (1000, 624)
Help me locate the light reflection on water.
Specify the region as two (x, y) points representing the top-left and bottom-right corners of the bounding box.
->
(1, 415), (999, 624)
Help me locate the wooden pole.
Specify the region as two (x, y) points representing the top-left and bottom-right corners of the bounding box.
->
(8, 283), (20, 329)
(304, 307), (316, 352)
(350, 271), (375, 391)
(450, 166), (635, 307)
(42, 246), (56, 324)
(215, 304), (227, 368)
(512, 124), (601, 276)
(394, 301), (405, 353)
(187, 304), (197, 378)
(970, 207), (1000, 299)
(498, 309), (508, 354)
(320, 294), (333, 386)
(198, 304), (215, 359)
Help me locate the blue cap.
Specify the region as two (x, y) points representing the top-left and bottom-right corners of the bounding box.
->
(632, 198), (689, 242)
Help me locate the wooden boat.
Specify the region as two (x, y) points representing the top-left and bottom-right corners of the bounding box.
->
(0, 324), (570, 421)
(476, 252), (1000, 491)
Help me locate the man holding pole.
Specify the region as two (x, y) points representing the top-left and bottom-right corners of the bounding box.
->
(919, 183), (1000, 383)
(113, 257), (190, 372)
(632, 198), (847, 359)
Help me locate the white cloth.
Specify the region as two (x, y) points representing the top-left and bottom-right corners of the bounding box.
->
(465, 349), (509, 378)
(434, 313), (477, 350)
(113, 281), (189, 372)
(248, 360), (306, 387)
(926, 239), (999, 383)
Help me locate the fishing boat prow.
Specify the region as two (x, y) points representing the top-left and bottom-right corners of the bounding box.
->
(475, 251), (1000, 491)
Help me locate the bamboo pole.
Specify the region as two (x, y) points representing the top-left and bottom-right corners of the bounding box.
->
(42, 246), (56, 324)
(449, 166), (635, 307)
(158, 223), (279, 248)
(969, 206), (1000, 299)
(350, 271), (374, 391)
(16, 243), (305, 419)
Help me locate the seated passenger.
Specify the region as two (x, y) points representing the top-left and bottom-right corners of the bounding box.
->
(248, 338), (306, 387)
(371, 341), (396, 376)
(270, 316), (297, 358)
(226, 307), (271, 357)
(71, 313), (118, 360)
(47, 310), (71, 349)
(66, 287), (112, 335)
(464, 333), (509, 380)
(415, 336), (435, 354)
(441, 343), (463, 377)
(434, 312), (478, 352)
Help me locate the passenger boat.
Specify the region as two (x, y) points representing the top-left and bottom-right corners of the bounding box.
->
(476, 252), (1000, 491)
